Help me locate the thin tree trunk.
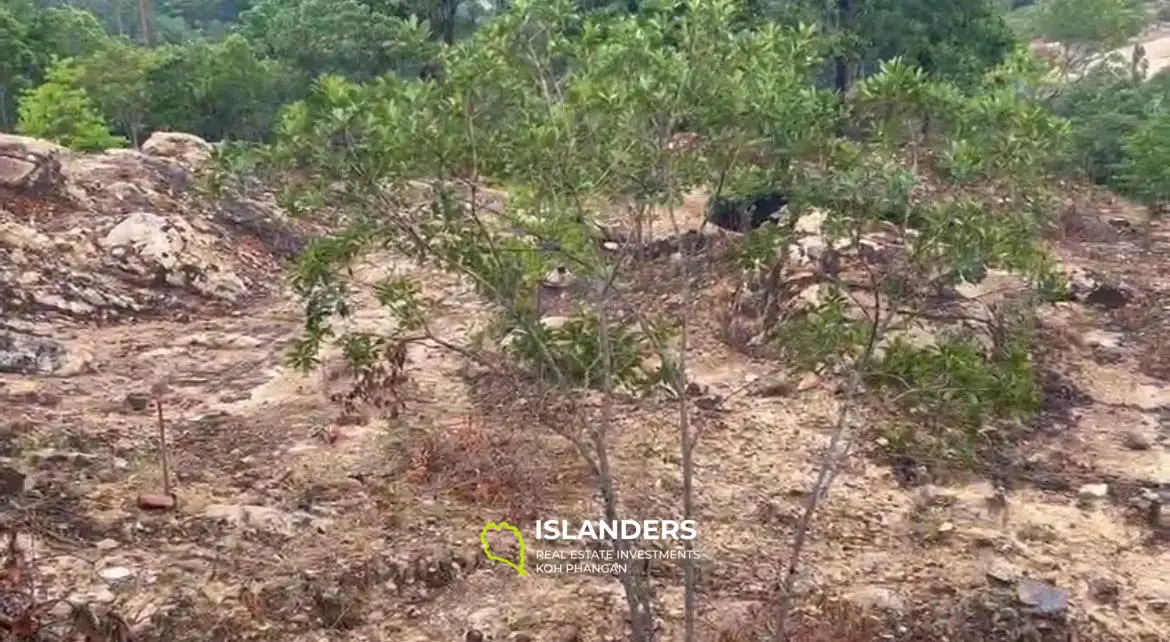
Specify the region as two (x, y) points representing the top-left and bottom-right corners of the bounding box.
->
(0, 87), (9, 131)
(834, 0), (850, 95)
(138, 0), (154, 46)
(115, 0), (125, 37)
(596, 302), (656, 642)
(437, 0), (457, 45)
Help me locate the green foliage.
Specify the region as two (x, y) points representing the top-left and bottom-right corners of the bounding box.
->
(204, 0), (1063, 457)
(0, 7), (35, 128)
(1119, 104), (1170, 209)
(855, 0), (1017, 88)
(504, 314), (662, 389)
(75, 37), (159, 143)
(1034, 0), (1145, 53)
(239, 0), (431, 80)
(250, 0), (838, 390)
(768, 47), (1064, 459)
(146, 34), (303, 140)
(15, 58), (126, 151)
(30, 7), (109, 59)
(868, 328), (1041, 464)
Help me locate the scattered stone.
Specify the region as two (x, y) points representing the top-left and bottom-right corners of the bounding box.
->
(95, 539), (119, 551)
(542, 266), (572, 289)
(1121, 428), (1153, 451)
(843, 585), (908, 613)
(754, 373), (791, 397)
(31, 449), (98, 466)
(124, 392), (151, 412)
(0, 465), (27, 498)
(98, 566), (135, 585)
(136, 493), (176, 510)
(1078, 483), (1109, 501)
(467, 607), (507, 640)
(1016, 579), (1070, 617)
(0, 134), (66, 190)
(203, 503), (297, 537)
(0, 331), (68, 375)
(1087, 574), (1121, 604)
(987, 559), (1020, 584)
(796, 373), (821, 392)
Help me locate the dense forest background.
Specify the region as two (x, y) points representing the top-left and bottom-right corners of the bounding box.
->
(2, 0), (1169, 200)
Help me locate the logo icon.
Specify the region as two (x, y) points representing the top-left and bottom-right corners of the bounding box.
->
(480, 521), (528, 576)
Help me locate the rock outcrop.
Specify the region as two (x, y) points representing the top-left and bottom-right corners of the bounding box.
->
(0, 132), (309, 374)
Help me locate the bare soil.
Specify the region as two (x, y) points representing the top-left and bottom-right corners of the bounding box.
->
(2, 187), (1168, 642)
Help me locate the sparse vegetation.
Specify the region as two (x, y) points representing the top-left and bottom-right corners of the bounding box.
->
(4, 0), (1170, 641)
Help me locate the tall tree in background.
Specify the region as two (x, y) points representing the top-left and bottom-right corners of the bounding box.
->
(0, 8), (35, 129)
(138, 0), (155, 44)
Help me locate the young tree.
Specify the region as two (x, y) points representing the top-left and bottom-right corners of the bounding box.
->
(1119, 102), (1170, 249)
(146, 34), (302, 141)
(213, 2), (1066, 641)
(239, 0), (431, 80)
(16, 58), (127, 151)
(75, 37), (160, 148)
(29, 6), (110, 60)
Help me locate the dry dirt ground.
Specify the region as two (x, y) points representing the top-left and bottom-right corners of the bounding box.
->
(3, 161), (1170, 641)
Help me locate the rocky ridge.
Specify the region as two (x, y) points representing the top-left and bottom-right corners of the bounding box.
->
(1, 132), (307, 375)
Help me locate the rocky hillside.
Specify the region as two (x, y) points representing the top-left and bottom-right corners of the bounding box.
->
(1, 132), (309, 376)
(0, 134), (1168, 642)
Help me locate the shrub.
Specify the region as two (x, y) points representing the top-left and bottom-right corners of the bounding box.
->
(15, 58), (125, 151)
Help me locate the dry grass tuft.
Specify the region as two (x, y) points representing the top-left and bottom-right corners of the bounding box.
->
(406, 414), (575, 523)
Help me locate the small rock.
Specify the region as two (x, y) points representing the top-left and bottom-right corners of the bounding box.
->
(95, 538), (120, 551)
(1087, 574), (1121, 604)
(467, 606), (506, 640)
(1082, 330), (1123, 350)
(796, 373), (821, 392)
(466, 631), (485, 642)
(987, 559), (1020, 584)
(0, 465), (27, 498)
(91, 588), (117, 604)
(542, 266), (571, 289)
(99, 566), (134, 584)
(1017, 579), (1070, 617)
(137, 493), (176, 510)
(843, 585), (907, 613)
(1078, 483), (1109, 501)
(1121, 429), (1153, 451)
(124, 393), (151, 412)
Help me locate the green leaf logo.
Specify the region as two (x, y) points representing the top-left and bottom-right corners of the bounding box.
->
(480, 521), (528, 576)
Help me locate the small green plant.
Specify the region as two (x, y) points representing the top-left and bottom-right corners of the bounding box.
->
(867, 331), (1041, 465)
(503, 313), (658, 390)
(15, 58), (125, 151)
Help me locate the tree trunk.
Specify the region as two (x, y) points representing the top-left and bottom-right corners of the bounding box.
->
(436, 0), (458, 45)
(138, 0), (155, 46)
(0, 87), (9, 131)
(114, 0), (126, 37)
(834, 0), (850, 95)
